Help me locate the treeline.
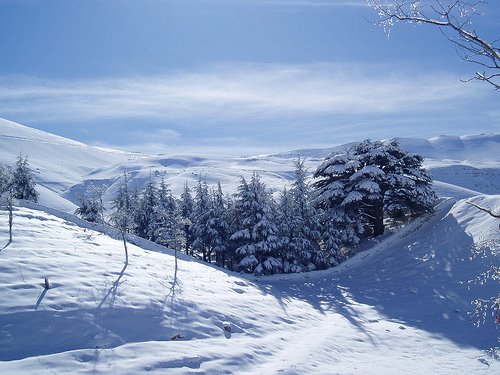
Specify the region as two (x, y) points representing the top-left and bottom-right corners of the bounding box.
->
(78, 161), (323, 274)
(77, 140), (437, 275)
(0, 141), (437, 275)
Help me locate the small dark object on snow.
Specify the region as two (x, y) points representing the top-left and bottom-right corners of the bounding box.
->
(44, 278), (50, 289)
(223, 323), (231, 332)
(171, 333), (183, 341)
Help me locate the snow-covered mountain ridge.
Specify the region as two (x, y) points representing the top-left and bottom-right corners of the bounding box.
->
(270, 133), (500, 162)
(0, 118), (498, 212)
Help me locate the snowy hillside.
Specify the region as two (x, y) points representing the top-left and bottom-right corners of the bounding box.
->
(0, 195), (498, 374)
(0, 119), (141, 212)
(0, 119), (499, 212)
(272, 133), (500, 163)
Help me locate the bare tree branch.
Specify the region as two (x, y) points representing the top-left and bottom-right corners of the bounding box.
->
(368, 0), (500, 89)
(466, 201), (500, 218)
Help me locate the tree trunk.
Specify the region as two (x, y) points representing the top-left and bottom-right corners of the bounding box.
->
(121, 231), (129, 264)
(184, 225), (191, 255)
(188, 230), (194, 257)
(8, 199), (13, 243)
(372, 200), (385, 237)
(174, 247), (178, 277)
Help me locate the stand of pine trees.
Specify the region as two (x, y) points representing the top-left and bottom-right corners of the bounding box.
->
(76, 140), (437, 275)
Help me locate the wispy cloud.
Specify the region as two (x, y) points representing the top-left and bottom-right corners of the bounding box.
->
(129, 128), (181, 143)
(0, 63), (481, 125)
(243, 0), (366, 6)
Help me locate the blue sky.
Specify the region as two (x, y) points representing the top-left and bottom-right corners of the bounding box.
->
(0, 0), (498, 155)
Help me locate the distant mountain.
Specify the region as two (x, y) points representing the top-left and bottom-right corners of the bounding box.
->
(0, 118), (498, 212)
(270, 133), (500, 163)
(398, 134), (500, 162)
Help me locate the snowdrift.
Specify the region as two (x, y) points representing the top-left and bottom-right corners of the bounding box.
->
(0, 195), (498, 374)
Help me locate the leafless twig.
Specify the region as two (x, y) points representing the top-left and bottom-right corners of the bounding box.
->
(368, 0), (500, 89)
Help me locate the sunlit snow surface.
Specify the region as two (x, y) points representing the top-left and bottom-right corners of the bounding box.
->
(0, 118), (499, 374)
(0, 197), (498, 374)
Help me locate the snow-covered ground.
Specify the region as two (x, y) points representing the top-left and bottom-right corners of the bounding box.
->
(0, 118), (499, 373)
(0, 196), (498, 374)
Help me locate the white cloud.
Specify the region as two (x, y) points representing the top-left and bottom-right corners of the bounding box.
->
(128, 128), (181, 143)
(244, 0), (366, 6)
(94, 139), (276, 157)
(0, 63), (482, 125)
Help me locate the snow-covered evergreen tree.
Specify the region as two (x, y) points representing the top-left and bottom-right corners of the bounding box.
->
(382, 141), (437, 219)
(314, 139), (436, 255)
(154, 178), (179, 249)
(75, 183), (105, 223)
(276, 187), (293, 262)
(230, 176), (258, 272)
(179, 182), (194, 255)
(314, 150), (364, 263)
(224, 194), (239, 270)
(208, 182), (230, 267)
(0, 163), (13, 198)
(350, 139), (436, 235)
(111, 173), (133, 263)
(284, 158), (323, 272)
(12, 153), (38, 203)
(134, 175), (159, 241)
(230, 173), (281, 275)
(129, 184), (140, 233)
(0, 162), (14, 243)
(191, 179), (212, 262)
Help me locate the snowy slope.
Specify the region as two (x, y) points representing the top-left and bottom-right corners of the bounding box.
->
(0, 195), (498, 374)
(0, 118), (142, 211)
